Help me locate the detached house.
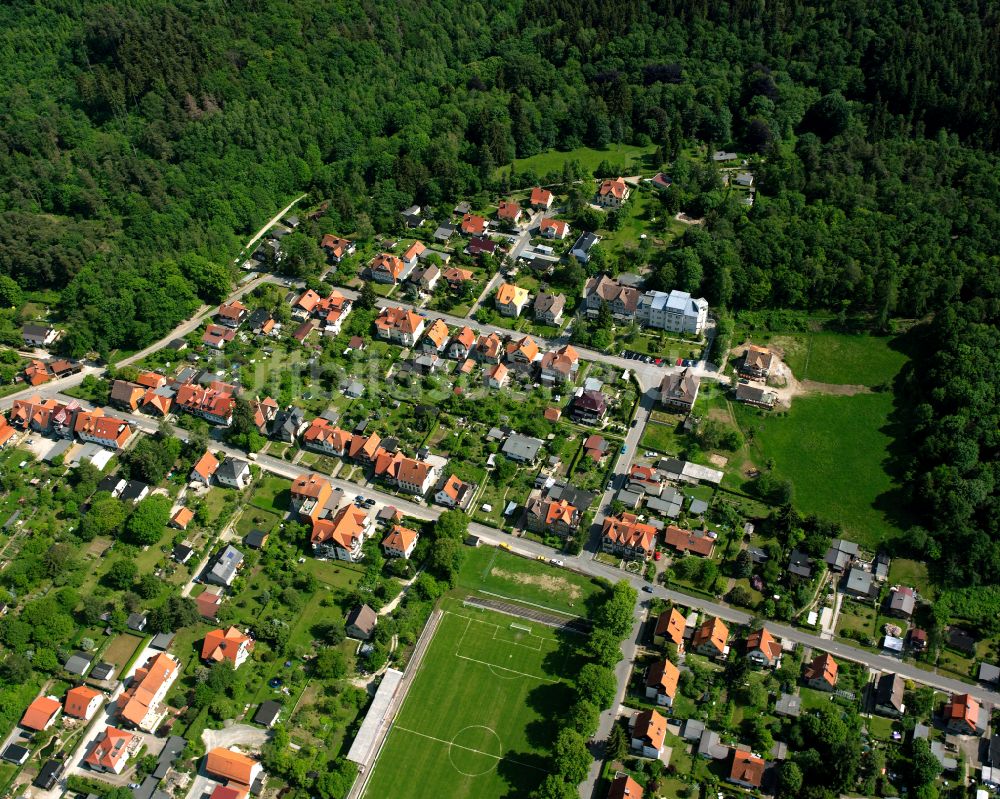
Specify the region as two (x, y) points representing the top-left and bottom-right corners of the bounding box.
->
(117, 652), (179, 732)
(736, 383), (776, 408)
(645, 659), (680, 707)
(202, 627), (254, 669)
(526, 497), (581, 537)
(216, 458), (252, 491)
(402, 241), (426, 272)
(692, 617), (729, 659)
(497, 200), (522, 224)
(370, 253), (407, 284)
(374, 306), (425, 346)
(435, 474), (475, 510)
(205, 748), (263, 793)
(461, 213), (488, 236)
(495, 283), (530, 317)
(629, 709), (667, 758)
(473, 332), (504, 363)
(585, 274), (641, 321)
(85, 726), (135, 774)
(660, 369), (700, 411)
(539, 218), (569, 240)
(533, 291), (565, 325)
(505, 336), (540, 374)
(20, 696), (61, 731)
(65, 685), (103, 721)
(311, 504), (373, 561)
(442, 266), (474, 289)
(602, 513), (657, 560)
(448, 327), (477, 360)
(663, 525), (715, 557)
(420, 319), (450, 353)
(529, 187), (553, 209)
(203, 324), (236, 349)
(540, 344), (580, 385)
(888, 586), (916, 619)
(571, 232), (600, 264)
(728, 750), (765, 790)
(216, 301), (248, 328)
(873, 672), (905, 718)
(944, 693), (984, 735)
(570, 389), (607, 424)
(639, 290), (709, 335)
(22, 324), (59, 348)
(381, 524), (419, 559)
(653, 608), (686, 651)
(596, 177), (630, 207)
(745, 627), (782, 668)
(321, 234), (355, 262)
(804, 653), (838, 691)
(608, 775), (643, 799)
(74, 410), (133, 450)
(191, 451), (220, 485)
(740, 345), (774, 380)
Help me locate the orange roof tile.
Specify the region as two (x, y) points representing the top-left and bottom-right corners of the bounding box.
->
(65, 685), (102, 719)
(530, 187), (553, 207)
(206, 748), (261, 786)
(730, 750), (765, 787)
(382, 524), (418, 552)
(192, 451), (220, 480)
(171, 507), (195, 529)
(201, 627), (253, 665)
(85, 726), (134, 770)
(655, 608), (686, 646)
(692, 617), (729, 654)
(645, 659), (680, 698)
(633, 709), (667, 750)
(20, 695), (61, 730)
(372, 253), (405, 280)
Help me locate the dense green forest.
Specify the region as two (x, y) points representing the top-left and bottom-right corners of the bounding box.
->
(1, 0), (999, 585)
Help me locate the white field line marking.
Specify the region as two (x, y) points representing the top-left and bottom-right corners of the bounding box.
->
(491, 625), (544, 651)
(454, 653), (556, 681)
(393, 725), (549, 772)
(446, 610), (548, 650)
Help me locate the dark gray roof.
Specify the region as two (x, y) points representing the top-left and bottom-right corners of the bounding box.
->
(173, 544), (193, 563)
(64, 651), (92, 675)
(501, 433), (544, 461)
(546, 483), (595, 512)
(875, 672), (904, 711)
(775, 692), (801, 717)
(788, 549), (812, 578)
(245, 529), (268, 548)
(208, 545), (244, 585)
(126, 612), (147, 630)
(90, 662), (115, 681)
(120, 480), (150, 501)
(254, 700), (282, 726)
(150, 632), (174, 651)
(572, 232), (599, 252)
(846, 567), (874, 595)
(1, 744), (29, 764)
(698, 729), (729, 759)
(217, 458), (249, 482)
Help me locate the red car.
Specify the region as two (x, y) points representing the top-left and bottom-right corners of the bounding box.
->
(654, 551), (662, 561)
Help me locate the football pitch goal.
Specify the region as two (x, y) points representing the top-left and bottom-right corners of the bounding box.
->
(361, 599), (573, 799)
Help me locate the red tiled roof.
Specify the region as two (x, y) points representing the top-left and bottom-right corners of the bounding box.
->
(530, 187), (553, 207)
(20, 696), (61, 730)
(663, 525), (715, 556)
(461, 214), (487, 235)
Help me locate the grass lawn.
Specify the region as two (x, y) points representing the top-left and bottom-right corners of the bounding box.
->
(235, 506), (282, 537)
(756, 330), (908, 387)
(640, 421), (683, 455)
(835, 601), (878, 642)
(866, 714), (898, 741)
(735, 392), (906, 547)
(888, 558), (935, 601)
(302, 558), (365, 591)
(362, 599), (574, 799)
(799, 686), (838, 712)
(250, 476), (291, 514)
(494, 143), (658, 182)
(457, 546), (608, 616)
(101, 633), (145, 668)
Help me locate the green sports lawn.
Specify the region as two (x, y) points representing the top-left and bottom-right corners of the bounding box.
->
(362, 600), (573, 799)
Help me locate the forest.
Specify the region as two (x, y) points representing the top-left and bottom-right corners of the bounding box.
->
(0, 0), (999, 585)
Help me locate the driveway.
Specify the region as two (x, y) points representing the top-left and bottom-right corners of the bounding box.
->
(201, 723), (270, 752)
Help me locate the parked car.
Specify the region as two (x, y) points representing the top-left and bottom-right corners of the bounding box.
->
(642, 585), (654, 593)
(620, 444), (627, 454)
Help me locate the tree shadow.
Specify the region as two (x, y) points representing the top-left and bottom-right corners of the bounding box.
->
(496, 749), (550, 797)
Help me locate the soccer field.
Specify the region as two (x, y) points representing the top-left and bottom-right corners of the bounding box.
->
(361, 600), (574, 799)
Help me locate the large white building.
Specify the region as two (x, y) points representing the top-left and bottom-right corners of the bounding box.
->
(639, 290), (709, 335)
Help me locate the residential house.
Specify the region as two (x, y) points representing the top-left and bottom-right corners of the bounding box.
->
(253, 700), (282, 728)
(216, 301), (248, 328)
(205, 748), (263, 792)
(596, 177), (630, 207)
(495, 283), (530, 317)
(347, 604), (378, 640)
(745, 627), (782, 668)
(728, 750), (765, 790)
(653, 608), (686, 651)
(22, 324), (59, 348)
(9, 395), (75, 436)
(845, 566), (876, 599)
(540, 344), (580, 385)
(570, 389), (607, 424)
(505, 336), (540, 374)
(525, 496), (581, 537)
(421, 319), (450, 353)
(735, 383), (776, 408)
(533, 291), (566, 325)
(639, 290), (709, 335)
(374, 306), (426, 347)
(804, 653), (838, 691)
(409, 263), (441, 294)
(174, 384), (236, 425)
(607, 775), (642, 799)
(775, 693), (802, 718)
(442, 266), (474, 289)
(401, 205), (424, 228)
(270, 406), (306, 443)
(734, 172), (754, 187)
(660, 369), (700, 411)
(629, 709), (667, 758)
(824, 539), (859, 573)
(466, 236), (498, 257)
(461, 213), (488, 236)
(302, 418), (352, 456)
(320, 235), (355, 263)
(197, 590), (224, 620)
(448, 327), (477, 360)
(473, 332), (504, 363)
(692, 617), (729, 659)
(370, 253), (407, 284)
(497, 200), (522, 224)
(348, 432), (383, 463)
(0, 745), (28, 766)
(788, 548), (813, 579)
(216, 459), (252, 490)
(118, 652), (179, 732)
(202, 627), (254, 669)
(203, 324), (236, 349)
(944, 693), (984, 735)
(244, 529), (269, 550)
(110, 380), (146, 412)
(0, 417), (16, 449)
(20, 696), (61, 731)
(650, 172), (672, 191)
(190, 451), (220, 485)
(312, 504), (373, 561)
(585, 274), (641, 321)
(539, 218), (569, 240)
(627, 465), (664, 496)
(433, 223), (454, 242)
(206, 545), (244, 587)
(645, 660), (680, 707)
(873, 673), (905, 718)
(64, 686), (103, 721)
(401, 240), (426, 272)
(65, 651), (92, 676)
(529, 187), (553, 209)
(713, 150), (738, 162)
(740, 345), (774, 379)
(435, 474), (475, 510)
(601, 513), (657, 560)
(888, 586), (916, 619)
(85, 727), (135, 774)
(373, 451), (439, 495)
(571, 231), (600, 264)
(23, 358), (53, 386)
(74, 410), (133, 450)
(663, 525), (715, 557)
(502, 433), (544, 463)
(382, 524), (419, 559)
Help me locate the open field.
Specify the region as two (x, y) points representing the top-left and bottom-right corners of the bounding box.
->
(735, 392), (905, 546)
(458, 546), (608, 616)
(494, 143), (657, 182)
(101, 633), (145, 668)
(750, 330), (908, 387)
(362, 600), (573, 799)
